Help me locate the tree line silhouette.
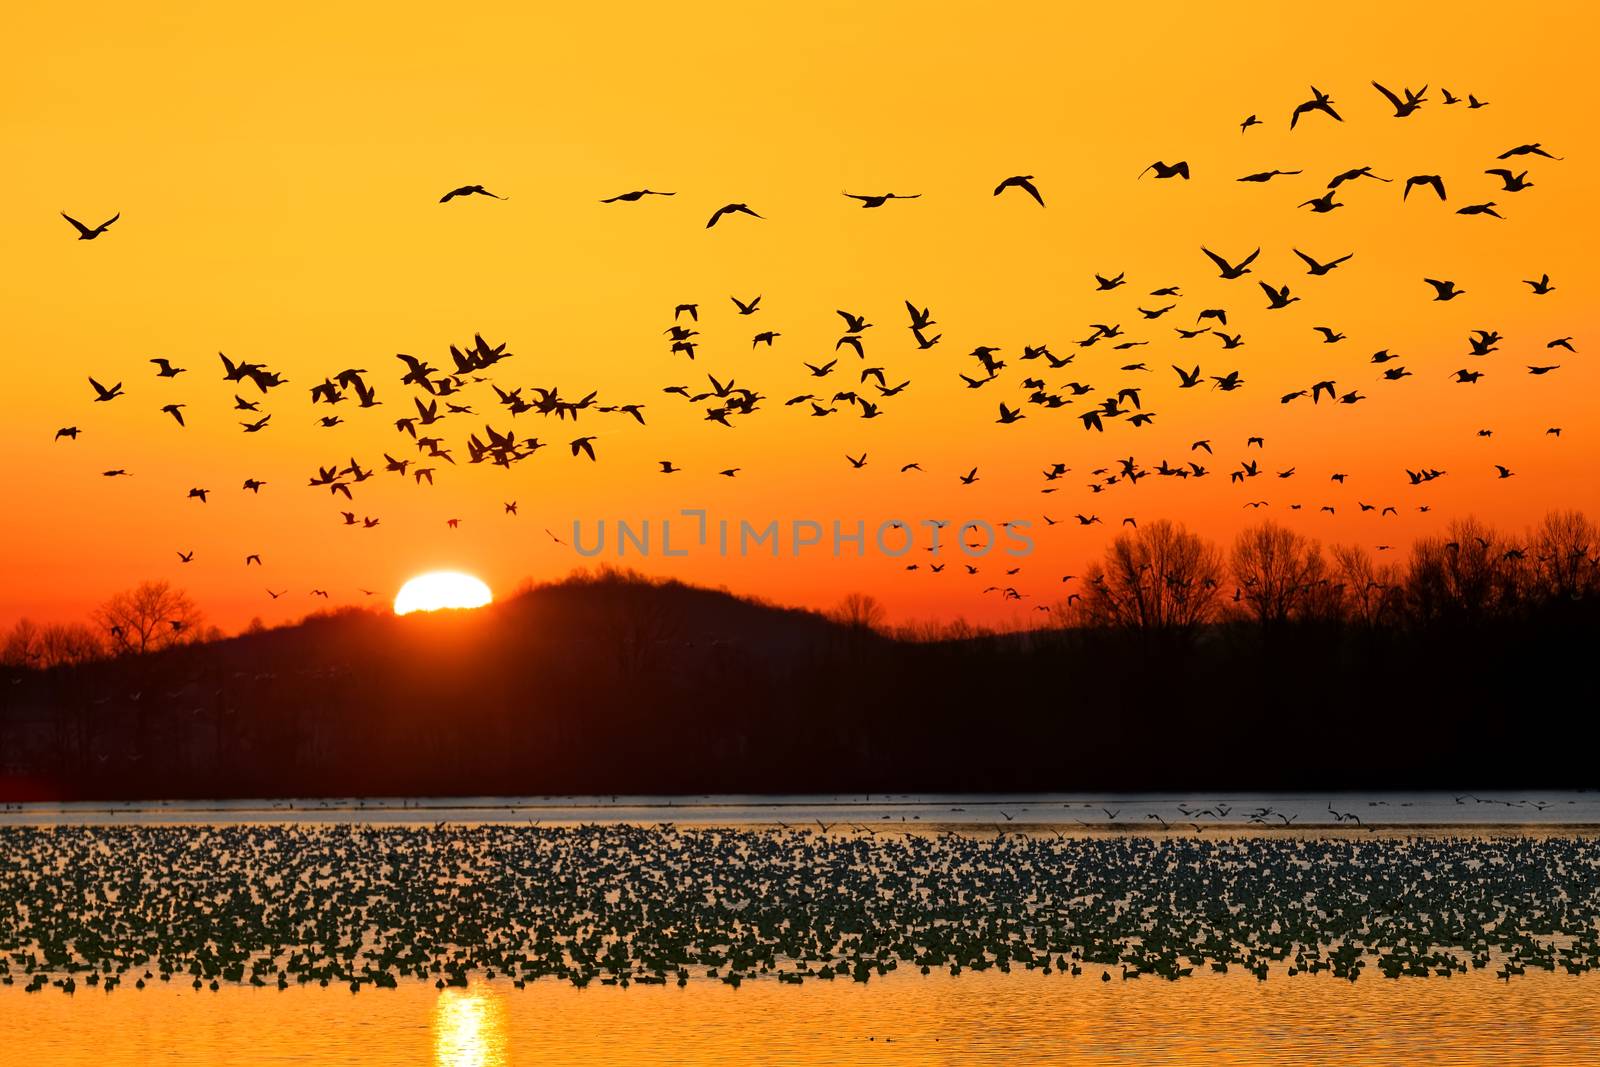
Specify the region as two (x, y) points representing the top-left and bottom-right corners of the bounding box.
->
(1, 510), (1596, 802)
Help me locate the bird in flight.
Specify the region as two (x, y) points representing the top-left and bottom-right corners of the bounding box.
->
(993, 175), (1045, 206)
(600, 189), (674, 203)
(1485, 168), (1533, 192)
(89, 377), (124, 402)
(1201, 246), (1260, 280)
(439, 185), (505, 202)
(150, 358), (186, 377)
(1259, 282), (1298, 309)
(1371, 81), (1427, 117)
(1327, 166), (1390, 189)
(843, 191), (921, 207)
(1237, 169), (1301, 183)
(706, 203), (762, 228)
(1497, 143), (1561, 161)
(1290, 86), (1341, 128)
(1402, 175), (1446, 202)
(1138, 161), (1190, 180)
(1293, 249), (1353, 275)
(61, 211), (119, 240)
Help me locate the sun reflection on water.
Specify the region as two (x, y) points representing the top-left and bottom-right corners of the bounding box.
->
(433, 987), (509, 1067)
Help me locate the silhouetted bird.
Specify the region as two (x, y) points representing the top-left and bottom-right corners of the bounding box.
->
(440, 185), (505, 202)
(61, 211), (119, 239)
(706, 203), (762, 228)
(993, 175), (1045, 206)
(600, 189), (675, 202)
(844, 192), (920, 207)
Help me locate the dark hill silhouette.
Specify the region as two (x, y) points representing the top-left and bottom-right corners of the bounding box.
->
(2, 566), (1596, 802)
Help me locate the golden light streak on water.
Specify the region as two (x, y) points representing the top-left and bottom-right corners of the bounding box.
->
(433, 987), (509, 1067)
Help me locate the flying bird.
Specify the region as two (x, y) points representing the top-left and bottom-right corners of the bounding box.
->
(1402, 175), (1446, 201)
(89, 377), (124, 402)
(439, 185), (505, 202)
(1201, 246), (1260, 280)
(600, 189), (675, 202)
(1138, 161), (1190, 180)
(1290, 86), (1342, 129)
(706, 203), (762, 228)
(61, 211), (119, 239)
(993, 175), (1045, 206)
(843, 191), (921, 207)
(1371, 80), (1427, 117)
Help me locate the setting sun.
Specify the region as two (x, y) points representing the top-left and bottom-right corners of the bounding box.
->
(394, 572), (494, 616)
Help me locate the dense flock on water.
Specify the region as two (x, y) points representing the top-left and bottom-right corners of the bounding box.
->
(2, 824), (1598, 995)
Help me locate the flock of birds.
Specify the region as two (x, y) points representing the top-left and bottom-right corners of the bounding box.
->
(48, 80), (1580, 612)
(1, 823), (1597, 995)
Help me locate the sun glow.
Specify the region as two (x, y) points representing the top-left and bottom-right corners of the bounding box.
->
(432, 987), (508, 1067)
(394, 572), (494, 615)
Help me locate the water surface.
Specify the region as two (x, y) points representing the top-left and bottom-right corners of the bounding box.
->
(4, 795), (1598, 1064)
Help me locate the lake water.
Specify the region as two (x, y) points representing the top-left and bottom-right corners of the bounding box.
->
(2, 794), (1598, 1064)
(6, 969), (1599, 1066)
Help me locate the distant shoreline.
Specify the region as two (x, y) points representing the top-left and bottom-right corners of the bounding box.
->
(4, 791), (1599, 832)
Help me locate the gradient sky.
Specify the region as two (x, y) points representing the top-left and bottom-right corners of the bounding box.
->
(3, 1), (1595, 632)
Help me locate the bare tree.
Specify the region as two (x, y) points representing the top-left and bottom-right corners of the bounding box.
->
(1407, 517), (1518, 623)
(830, 592), (887, 634)
(1527, 510), (1599, 602)
(1230, 521), (1328, 626)
(1330, 544), (1402, 626)
(1, 618), (42, 667)
(35, 623), (104, 667)
(94, 580), (204, 655)
(1076, 520), (1223, 639)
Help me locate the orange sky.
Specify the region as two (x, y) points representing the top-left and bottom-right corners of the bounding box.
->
(2, 1), (1595, 632)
